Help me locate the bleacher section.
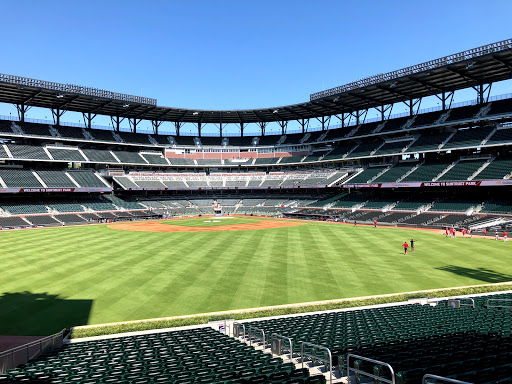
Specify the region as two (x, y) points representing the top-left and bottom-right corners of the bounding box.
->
(7, 144), (50, 160)
(67, 172), (108, 188)
(238, 292), (512, 384)
(437, 159), (486, 181)
(429, 200), (479, 212)
(36, 171), (76, 188)
(372, 163), (417, 183)
(347, 167), (388, 184)
(47, 147), (86, 162)
(81, 149), (119, 163)
(402, 162), (451, 182)
(475, 158), (512, 179)
(112, 151), (147, 164)
(0, 169), (43, 188)
(2, 327), (319, 384)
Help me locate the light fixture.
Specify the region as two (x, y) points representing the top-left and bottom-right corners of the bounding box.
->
(123, 103), (130, 108)
(193, 112), (199, 115)
(389, 82), (397, 88)
(466, 62), (475, 69)
(273, 109), (279, 114)
(333, 96), (340, 102)
(56, 94), (64, 98)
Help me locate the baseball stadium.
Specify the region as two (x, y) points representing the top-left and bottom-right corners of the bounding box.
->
(1, 7), (512, 384)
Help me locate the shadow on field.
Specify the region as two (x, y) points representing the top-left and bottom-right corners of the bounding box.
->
(0, 292), (92, 336)
(436, 265), (512, 283)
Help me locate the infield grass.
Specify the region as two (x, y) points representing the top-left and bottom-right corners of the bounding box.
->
(1, 217), (511, 335)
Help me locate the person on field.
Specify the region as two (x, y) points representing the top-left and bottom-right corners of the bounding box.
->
(403, 241), (409, 255)
(374, 220), (377, 228)
(354, 220), (357, 226)
(495, 231), (499, 241)
(445, 227), (449, 237)
(462, 228), (466, 237)
(483, 228), (487, 237)
(449, 228), (454, 238)
(503, 231), (508, 242)
(410, 238), (415, 252)
(470, 229), (473, 238)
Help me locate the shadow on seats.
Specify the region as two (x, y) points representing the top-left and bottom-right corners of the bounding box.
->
(0, 291), (92, 336)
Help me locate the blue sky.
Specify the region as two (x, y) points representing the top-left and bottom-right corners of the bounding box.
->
(0, 0), (511, 135)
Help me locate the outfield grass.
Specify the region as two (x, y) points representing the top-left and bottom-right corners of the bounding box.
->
(1, 217), (511, 335)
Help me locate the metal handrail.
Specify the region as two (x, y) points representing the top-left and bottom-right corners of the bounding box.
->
(248, 326), (266, 348)
(0, 330), (63, 358)
(487, 298), (512, 309)
(301, 342), (333, 384)
(347, 354), (395, 384)
(233, 322), (245, 339)
(0, 330), (64, 374)
(423, 374), (473, 384)
(271, 333), (293, 360)
(452, 297), (475, 308)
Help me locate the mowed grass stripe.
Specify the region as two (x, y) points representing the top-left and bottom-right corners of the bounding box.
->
(0, 218), (511, 335)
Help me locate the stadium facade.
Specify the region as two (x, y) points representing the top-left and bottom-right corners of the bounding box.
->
(0, 39), (510, 230)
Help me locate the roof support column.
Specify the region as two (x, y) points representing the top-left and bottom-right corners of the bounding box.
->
(435, 91), (454, 110)
(129, 118), (141, 134)
(257, 121), (267, 136)
(51, 108), (66, 126)
(278, 121), (287, 135)
(240, 122), (244, 137)
(375, 105), (392, 121)
(15, 103), (30, 123)
(403, 98), (421, 116)
(473, 82), (492, 104)
(111, 116), (125, 132)
(174, 121), (183, 136)
(198, 122), (202, 137)
(219, 121), (223, 137)
(83, 112), (96, 129)
(152, 120), (162, 135)
(297, 118), (308, 134)
(315, 116), (331, 131)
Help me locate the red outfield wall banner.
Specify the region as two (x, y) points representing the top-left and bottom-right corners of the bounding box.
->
(342, 180), (512, 188)
(0, 187), (112, 193)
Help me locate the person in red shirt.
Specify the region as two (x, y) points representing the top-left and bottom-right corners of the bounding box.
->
(445, 227), (449, 237)
(449, 228), (454, 238)
(483, 228), (487, 237)
(503, 232), (508, 242)
(462, 228), (466, 237)
(403, 241), (409, 255)
(374, 220), (377, 228)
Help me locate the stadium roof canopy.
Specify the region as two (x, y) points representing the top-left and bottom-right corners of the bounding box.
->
(1, 39), (512, 125)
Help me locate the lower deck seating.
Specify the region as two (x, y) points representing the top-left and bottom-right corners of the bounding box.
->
(240, 292), (512, 384)
(25, 215), (61, 226)
(401, 213), (443, 225)
(377, 212), (411, 223)
(0, 216), (29, 227)
(53, 214), (87, 224)
(1, 328), (315, 384)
